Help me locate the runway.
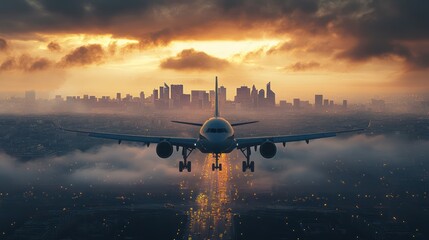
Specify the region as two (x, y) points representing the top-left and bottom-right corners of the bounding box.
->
(185, 154), (233, 239)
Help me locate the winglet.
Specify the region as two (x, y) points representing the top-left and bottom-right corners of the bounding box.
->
(215, 76), (219, 118)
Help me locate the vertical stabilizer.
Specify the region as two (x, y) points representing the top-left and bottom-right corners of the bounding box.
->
(215, 76), (219, 117)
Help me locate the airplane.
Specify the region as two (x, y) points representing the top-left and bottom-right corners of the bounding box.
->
(57, 77), (367, 173)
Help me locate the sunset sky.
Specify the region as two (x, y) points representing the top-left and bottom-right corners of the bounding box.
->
(0, 0), (428, 103)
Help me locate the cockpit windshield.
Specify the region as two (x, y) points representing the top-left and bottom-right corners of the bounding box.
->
(206, 128), (228, 133)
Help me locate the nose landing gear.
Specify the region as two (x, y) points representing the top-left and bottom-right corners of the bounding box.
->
(240, 147), (254, 172)
(212, 153), (222, 171)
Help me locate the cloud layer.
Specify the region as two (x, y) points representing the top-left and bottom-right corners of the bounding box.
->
(1, 0), (428, 69)
(1, 135), (428, 194)
(160, 49), (230, 71)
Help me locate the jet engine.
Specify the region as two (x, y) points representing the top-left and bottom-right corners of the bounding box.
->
(156, 141), (173, 158)
(260, 141), (277, 158)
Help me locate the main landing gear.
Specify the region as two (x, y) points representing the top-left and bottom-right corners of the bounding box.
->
(212, 153), (222, 171)
(240, 147), (254, 172)
(179, 147), (194, 172)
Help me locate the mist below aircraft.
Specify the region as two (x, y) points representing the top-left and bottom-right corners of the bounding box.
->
(57, 77), (367, 172)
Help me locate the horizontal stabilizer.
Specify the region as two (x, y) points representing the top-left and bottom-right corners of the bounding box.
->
(171, 121), (203, 127)
(231, 121), (259, 127)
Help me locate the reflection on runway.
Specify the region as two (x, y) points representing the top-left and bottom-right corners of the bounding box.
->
(186, 154), (233, 239)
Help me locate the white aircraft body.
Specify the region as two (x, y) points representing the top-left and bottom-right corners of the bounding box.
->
(59, 77), (366, 172)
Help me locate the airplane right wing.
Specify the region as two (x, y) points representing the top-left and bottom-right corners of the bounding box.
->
(235, 127), (367, 149)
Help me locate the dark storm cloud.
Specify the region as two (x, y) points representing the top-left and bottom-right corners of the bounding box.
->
(0, 55), (52, 72)
(334, 0), (429, 69)
(160, 49), (229, 71)
(0, 44), (106, 72)
(59, 44), (104, 67)
(0, 1), (428, 70)
(47, 42), (61, 51)
(286, 61), (321, 72)
(29, 58), (51, 71)
(0, 38), (7, 51)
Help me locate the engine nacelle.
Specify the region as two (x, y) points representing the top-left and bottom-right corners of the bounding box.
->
(260, 141), (277, 159)
(156, 141), (173, 158)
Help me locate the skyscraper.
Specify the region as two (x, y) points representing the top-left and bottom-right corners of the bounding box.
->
(209, 90), (215, 108)
(251, 85), (258, 108)
(315, 94), (323, 109)
(258, 89), (265, 107)
(191, 90), (208, 108)
(235, 86), (251, 107)
(116, 93), (121, 101)
(159, 86), (164, 100)
(171, 84), (183, 107)
(218, 86), (227, 105)
(152, 89), (159, 102)
(266, 82), (275, 107)
(162, 83), (170, 100)
(324, 99), (329, 107)
(293, 98), (300, 109)
(140, 91), (145, 101)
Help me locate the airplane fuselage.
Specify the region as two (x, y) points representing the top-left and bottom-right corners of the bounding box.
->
(196, 117), (236, 154)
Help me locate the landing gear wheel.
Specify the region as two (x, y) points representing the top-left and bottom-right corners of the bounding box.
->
(187, 161), (192, 172)
(179, 147), (194, 173)
(240, 147), (255, 172)
(219, 163), (222, 171)
(249, 161), (255, 172)
(179, 161), (184, 172)
(212, 163), (215, 171)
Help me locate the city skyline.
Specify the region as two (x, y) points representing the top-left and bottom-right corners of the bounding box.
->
(9, 82), (351, 109)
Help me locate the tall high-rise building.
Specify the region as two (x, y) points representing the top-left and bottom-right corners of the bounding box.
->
(152, 89), (159, 102)
(171, 84), (183, 100)
(343, 100), (348, 109)
(162, 83), (170, 100)
(235, 86), (251, 106)
(266, 82), (275, 107)
(171, 84), (183, 107)
(140, 91), (145, 101)
(251, 85), (258, 108)
(159, 86), (164, 100)
(191, 90), (208, 108)
(209, 90), (215, 108)
(323, 99), (329, 106)
(293, 98), (300, 109)
(315, 94), (323, 109)
(258, 89), (265, 107)
(218, 86), (227, 105)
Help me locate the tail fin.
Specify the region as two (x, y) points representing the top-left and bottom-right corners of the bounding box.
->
(215, 76), (219, 117)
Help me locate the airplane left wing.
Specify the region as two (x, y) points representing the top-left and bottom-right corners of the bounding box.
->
(235, 127), (366, 149)
(57, 125), (197, 148)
